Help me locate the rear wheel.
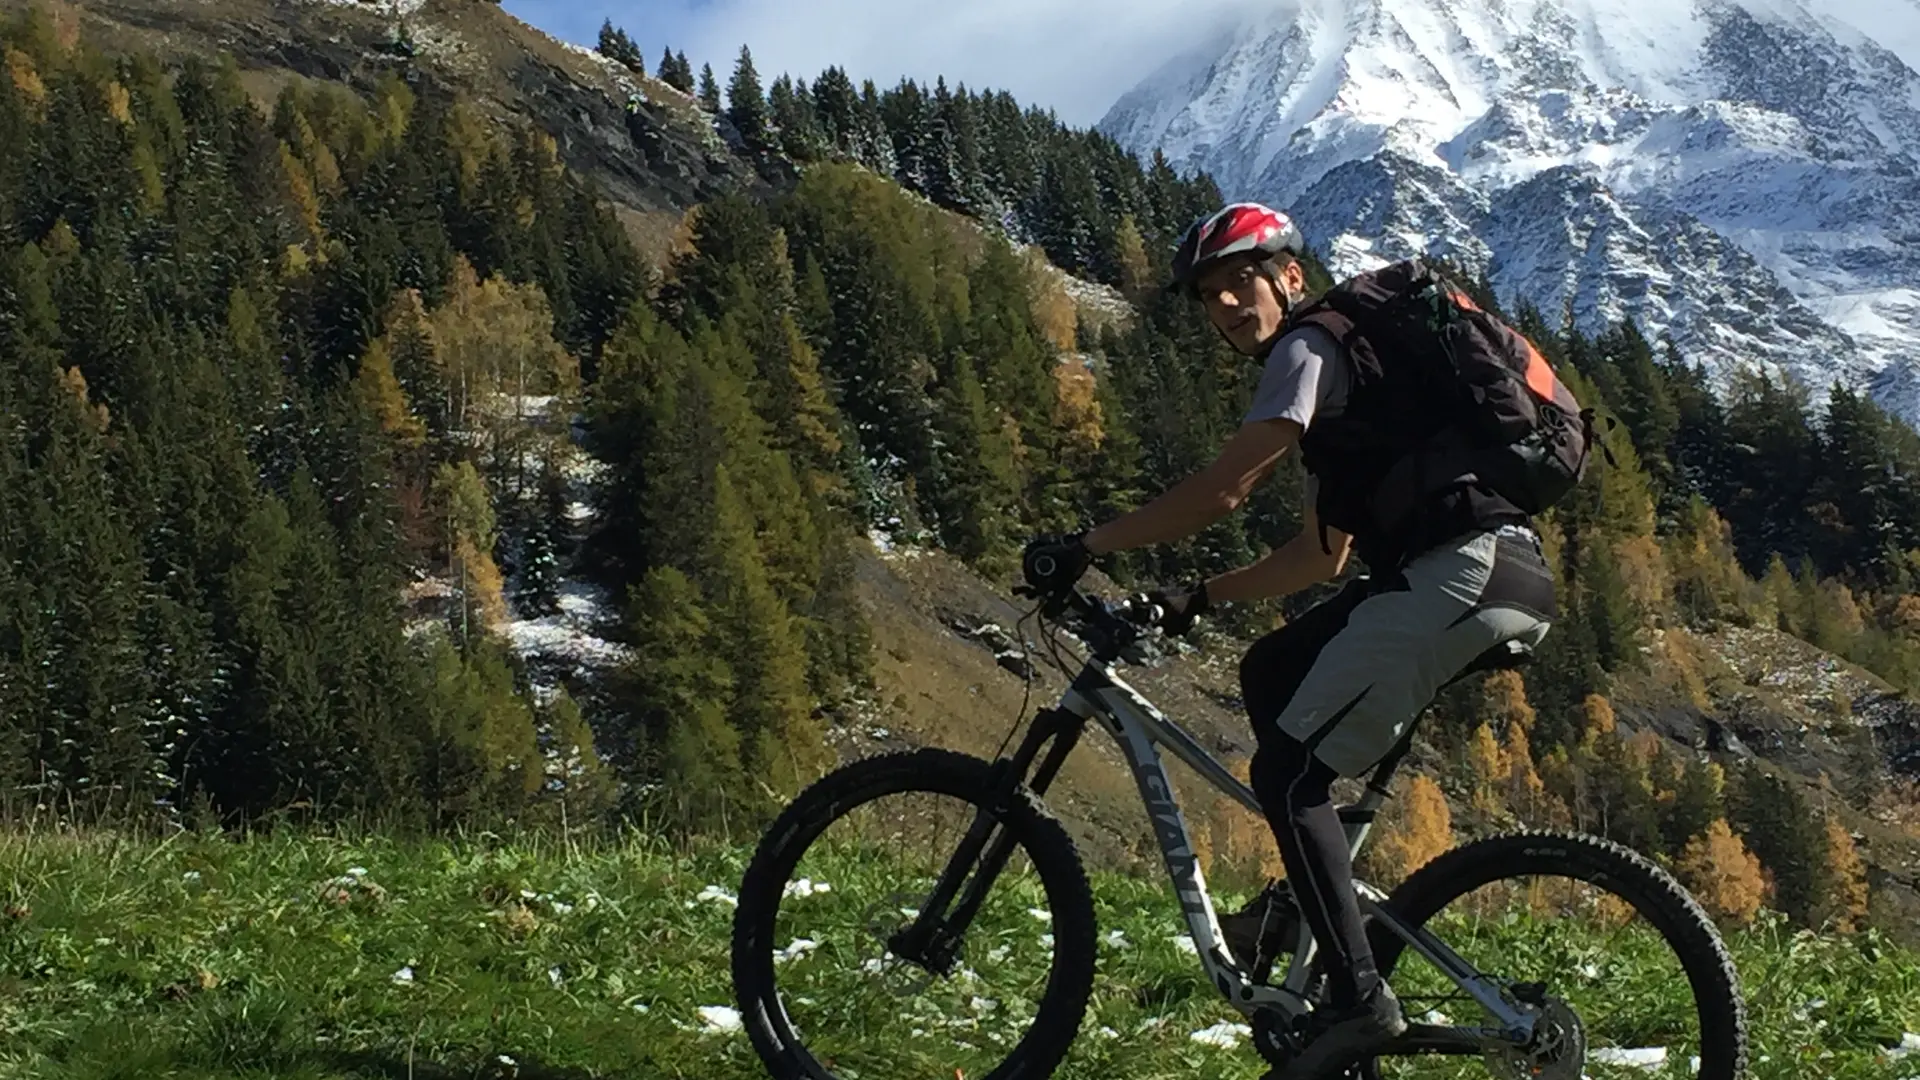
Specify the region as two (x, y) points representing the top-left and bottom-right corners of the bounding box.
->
(732, 748), (1097, 1079)
(1366, 832), (1747, 1080)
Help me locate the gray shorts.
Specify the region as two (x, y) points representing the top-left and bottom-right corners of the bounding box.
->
(1239, 528), (1555, 777)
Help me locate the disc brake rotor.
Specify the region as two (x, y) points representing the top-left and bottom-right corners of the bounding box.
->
(1485, 997), (1586, 1080)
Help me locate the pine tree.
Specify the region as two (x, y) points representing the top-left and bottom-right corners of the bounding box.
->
(697, 63), (721, 113)
(541, 687), (614, 827)
(657, 48), (694, 93)
(928, 350), (1023, 566)
(1819, 816), (1870, 932)
(879, 78), (931, 191)
(725, 45), (770, 151)
(1663, 756), (1725, 854)
(621, 565), (742, 824)
(768, 75), (822, 161)
(1730, 767), (1831, 926)
(595, 20), (644, 74)
(703, 465), (827, 794)
(810, 65), (860, 158)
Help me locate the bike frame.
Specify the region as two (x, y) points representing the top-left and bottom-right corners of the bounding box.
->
(1049, 660), (1536, 1041)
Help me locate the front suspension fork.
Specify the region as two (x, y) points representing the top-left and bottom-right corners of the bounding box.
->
(887, 707), (1085, 972)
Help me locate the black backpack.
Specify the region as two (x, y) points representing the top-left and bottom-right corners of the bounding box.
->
(1293, 258), (1598, 520)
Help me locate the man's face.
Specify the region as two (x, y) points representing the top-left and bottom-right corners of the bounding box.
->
(1197, 256), (1301, 356)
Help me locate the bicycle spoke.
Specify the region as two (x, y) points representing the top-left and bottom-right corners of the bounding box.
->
(1379, 875), (1707, 1080)
(768, 788), (1058, 1076)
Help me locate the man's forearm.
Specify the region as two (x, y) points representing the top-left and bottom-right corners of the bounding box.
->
(1204, 533), (1342, 605)
(1083, 475), (1236, 555)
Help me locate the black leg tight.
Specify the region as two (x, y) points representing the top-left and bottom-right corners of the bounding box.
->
(1249, 734), (1379, 1007)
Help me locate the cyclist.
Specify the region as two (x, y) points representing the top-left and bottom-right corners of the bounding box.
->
(1021, 203), (1556, 1078)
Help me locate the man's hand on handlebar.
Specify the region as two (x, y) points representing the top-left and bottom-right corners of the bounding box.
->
(1143, 580), (1211, 637)
(1021, 532), (1092, 596)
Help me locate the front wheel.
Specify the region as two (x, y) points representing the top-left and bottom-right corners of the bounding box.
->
(1367, 832), (1747, 1080)
(732, 748), (1097, 1080)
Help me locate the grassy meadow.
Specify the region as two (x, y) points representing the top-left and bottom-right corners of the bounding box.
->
(1, 827), (1917, 1079)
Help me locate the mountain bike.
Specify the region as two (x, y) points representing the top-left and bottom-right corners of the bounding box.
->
(730, 583), (1748, 1080)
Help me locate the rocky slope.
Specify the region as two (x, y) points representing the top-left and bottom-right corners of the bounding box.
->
(1101, 0), (1920, 417)
(27, 0), (779, 260)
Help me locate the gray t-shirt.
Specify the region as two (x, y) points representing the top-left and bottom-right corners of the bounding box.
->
(1242, 324), (1349, 431)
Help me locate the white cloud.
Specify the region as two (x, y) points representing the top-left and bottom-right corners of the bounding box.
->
(1821, 0), (1920, 71)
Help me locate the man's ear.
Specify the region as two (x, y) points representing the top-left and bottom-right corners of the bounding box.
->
(1285, 258), (1307, 298)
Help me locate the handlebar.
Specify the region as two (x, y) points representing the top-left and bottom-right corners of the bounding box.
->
(1013, 584), (1168, 665)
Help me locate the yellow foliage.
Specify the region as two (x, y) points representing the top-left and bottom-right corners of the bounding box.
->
(1051, 363), (1104, 454)
(1678, 819), (1767, 925)
(1614, 533), (1672, 620)
(1624, 728), (1663, 773)
(1371, 774), (1452, 886)
(353, 339), (426, 446)
(41, 219), (79, 259)
(1891, 594), (1920, 637)
(57, 365), (109, 433)
(1821, 581), (1867, 641)
(279, 243), (313, 279)
(131, 140), (165, 213)
(1480, 669), (1536, 731)
(1503, 719), (1561, 825)
(453, 535), (508, 630)
(105, 80), (132, 125)
(1823, 817), (1869, 932)
(1023, 251), (1078, 352)
(1535, 516), (1567, 584)
(1114, 215), (1154, 298)
(277, 141), (325, 247)
(1581, 694), (1617, 745)
(431, 256), (579, 451)
(1466, 722), (1509, 815)
(373, 74), (414, 144)
(444, 100), (498, 200)
(6, 48), (46, 107)
(292, 113), (343, 198)
(1184, 761), (1285, 889)
(523, 129), (563, 179)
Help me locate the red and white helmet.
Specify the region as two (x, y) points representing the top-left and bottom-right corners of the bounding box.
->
(1169, 202), (1306, 294)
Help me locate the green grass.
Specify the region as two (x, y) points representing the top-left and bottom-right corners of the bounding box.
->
(0, 827), (1916, 1079)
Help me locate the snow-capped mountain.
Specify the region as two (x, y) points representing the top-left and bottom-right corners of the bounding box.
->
(1100, 0), (1920, 421)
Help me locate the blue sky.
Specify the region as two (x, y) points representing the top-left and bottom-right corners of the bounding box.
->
(499, 0), (1920, 131)
(499, 0), (1244, 127)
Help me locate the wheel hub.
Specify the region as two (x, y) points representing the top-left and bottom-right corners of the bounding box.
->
(1486, 997), (1586, 1080)
(857, 890), (940, 997)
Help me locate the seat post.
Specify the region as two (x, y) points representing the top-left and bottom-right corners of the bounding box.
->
(1337, 733), (1415, 854)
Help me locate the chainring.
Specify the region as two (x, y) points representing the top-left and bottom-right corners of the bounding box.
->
(1484, 997), (1586, 1080)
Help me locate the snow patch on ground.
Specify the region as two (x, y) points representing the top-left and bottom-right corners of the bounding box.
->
(1188, 1020), (1252, 1048)
(302, 0), (427, 15)
(1588, 1046), (1668, 1070)
(500, 581), (632, 670)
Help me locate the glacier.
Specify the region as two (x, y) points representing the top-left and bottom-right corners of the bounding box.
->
(1100, 0), (1920, 421)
